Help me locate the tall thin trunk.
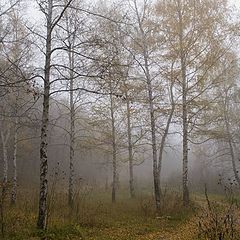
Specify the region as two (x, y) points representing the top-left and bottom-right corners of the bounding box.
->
(110, 89), (117, 203)
(228, 137), (240, 186)
(133, 0), (161, 211)
(1, 130), (10, 185)
(37, 0), (52, 230)
(177, 0), (189, 206)
(11, 18), (21, 205)
(65, 8), (77, 208)
(126, 96), (135, 198)
(0, 128), (10, 239)
(68, 53), (75, 207)
(157, 81), (175, 190)
(11, 117), (18, 205)
(223, 96), (240, 186)
(147, 78), (161, 212)
(143, 53), (161, 211)
(182, 77), (189, 206)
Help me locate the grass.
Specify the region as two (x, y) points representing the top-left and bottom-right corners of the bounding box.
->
(1, 187), (197, 240)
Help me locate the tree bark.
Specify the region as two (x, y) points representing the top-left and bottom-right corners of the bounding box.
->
(68, 65), (75, 207)
(157, 81), (175, 191)
(110, 87), (117, 203)
(223, 95), (240, 186)
(142, 39), (161, 212)
(228, 138), (240, 186)
(11, 117), (18, 205)
(133, 0), (161, 211)
(1, 129), (10, 185)
(126, 96), (135, 198)
(37, 0), (53, 230)
(177, 0), (190, 206)
(144, 53), (161, 211)
(68, 56), (75, 208)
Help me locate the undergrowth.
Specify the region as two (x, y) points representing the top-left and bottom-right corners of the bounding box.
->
(1, 187), (195, 240)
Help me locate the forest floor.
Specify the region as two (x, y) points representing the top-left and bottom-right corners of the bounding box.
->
(2, 188), (238, 240)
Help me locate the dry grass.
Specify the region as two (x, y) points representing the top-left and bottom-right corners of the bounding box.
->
(0, 186), (197, 240)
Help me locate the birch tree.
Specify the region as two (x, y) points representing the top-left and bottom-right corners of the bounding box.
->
(36, 0), (73, 230)
(0, 4), (34, 205)
(8, 8), (33, 205)
(155, 0), (234, 206)
(199, 54), (240, 187)
(126, 0), (162, 211)
(123, 77), (135, 198)
(120, 62), (149, 198)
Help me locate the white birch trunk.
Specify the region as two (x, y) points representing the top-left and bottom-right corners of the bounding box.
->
(223, 95), (240, 186)
(37, 0), (52, 230)
(11, 117), (18, 205)
(110, 85), (117, 203)
(126, 96), (135, 198)
(65, 8), (77, 208)
(157, 81), (175, 190)
(68, 65), (75, 207)
(177, 0), (190, 206)
(1, 129), (10, 185)
(133, 0), (161, 211)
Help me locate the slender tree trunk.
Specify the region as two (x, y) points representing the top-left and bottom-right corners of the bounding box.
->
(223, 97), (240, 186)
(68, 99), (75, 207)
(110, 91), (117, 203)
(0, 128), (10, 239)
(0, 125), (10, 239)
(68, 73), (75, 207)
(126, 96), (135, 198)
(157, 84), (175, 191)
(228, 138), (240, 186)
(148, 94), (161, 212)
(37, 0), (52, 230)
(182, 100), (189, 206)
(11, 117), (18, 205)
(1, 129), (10, 185)
(143, 50), (161, 212)
(68, 46), (75, 208)
(133, 0), (161, 211)
(2, 142), (7, 185)
(64, 7), (78, 208)
(177, 0), (189, 206)
(144, 58), (161, 211)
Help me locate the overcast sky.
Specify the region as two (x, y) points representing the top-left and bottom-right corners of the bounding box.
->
(26, 0), (240, 23)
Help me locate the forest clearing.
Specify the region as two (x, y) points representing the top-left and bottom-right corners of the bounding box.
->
(2, 188), (240, 239)
(1, 0), (240, 239)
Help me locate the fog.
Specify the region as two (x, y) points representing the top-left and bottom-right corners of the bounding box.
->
(1, 0), (240, 239)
